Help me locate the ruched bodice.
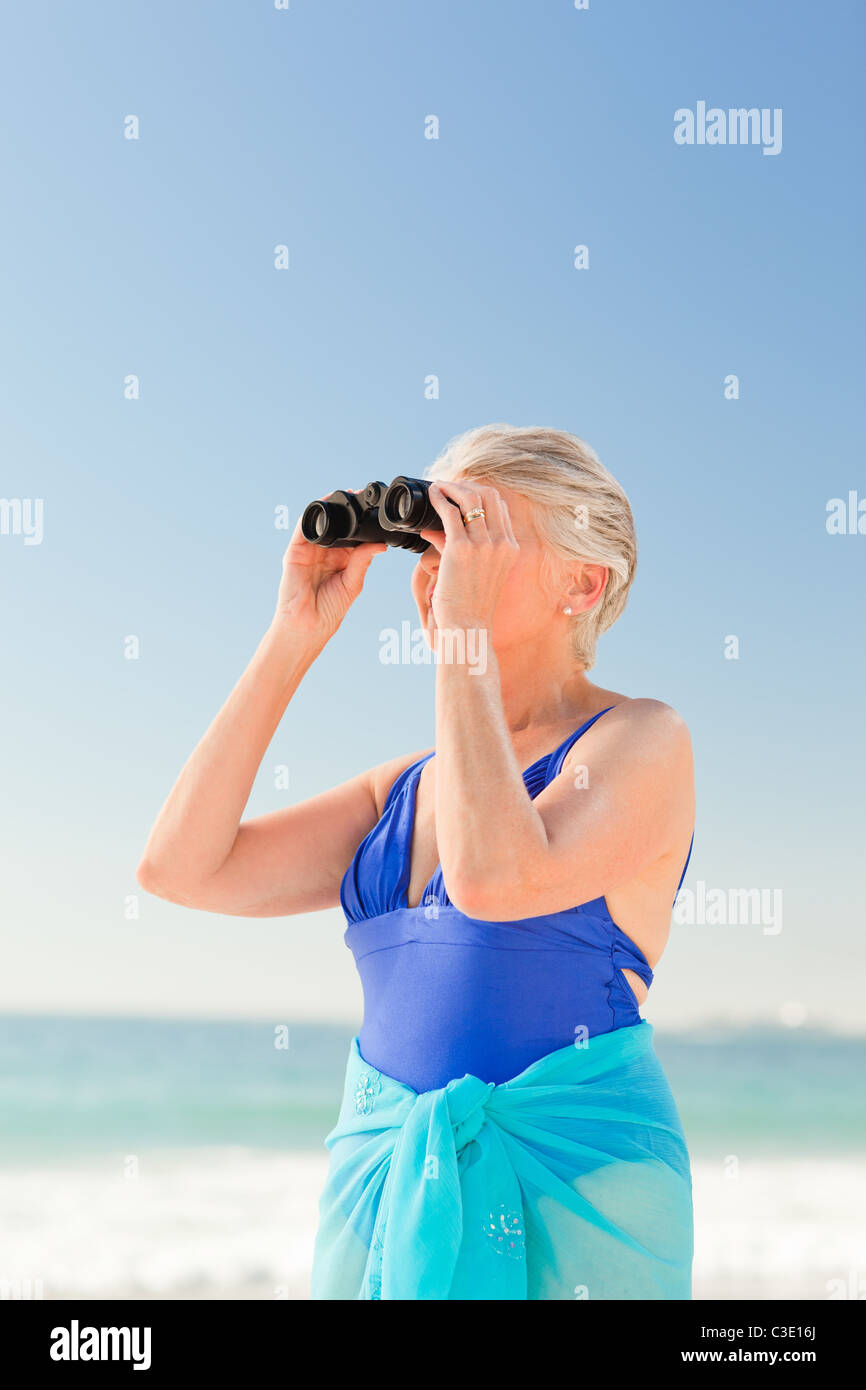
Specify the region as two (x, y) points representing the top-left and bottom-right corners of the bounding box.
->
(340, 708), (693, 1093)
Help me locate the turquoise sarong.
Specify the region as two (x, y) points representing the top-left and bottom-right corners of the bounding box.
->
(311, 1020), (693, 1300)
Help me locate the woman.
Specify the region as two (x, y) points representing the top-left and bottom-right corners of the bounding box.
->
(138, 424), (696, 1301)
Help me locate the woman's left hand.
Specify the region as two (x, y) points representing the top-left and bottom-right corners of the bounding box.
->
(419, 479), (519, 631)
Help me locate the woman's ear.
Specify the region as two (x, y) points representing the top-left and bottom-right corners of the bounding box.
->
(565, 563), (608, 614)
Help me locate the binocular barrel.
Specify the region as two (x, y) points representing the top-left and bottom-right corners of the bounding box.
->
(301, 477), (443, 552)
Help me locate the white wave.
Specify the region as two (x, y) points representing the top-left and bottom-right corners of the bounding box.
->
(0, 1147), (329, 1300)
(1, 1151), (863, 1300)
(691, 1158), (866, 1300)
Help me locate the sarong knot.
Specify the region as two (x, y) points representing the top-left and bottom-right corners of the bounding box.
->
(445, 1073), (496, 1152)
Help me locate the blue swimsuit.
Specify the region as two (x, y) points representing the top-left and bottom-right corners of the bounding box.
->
(341, 707), (693, 1094)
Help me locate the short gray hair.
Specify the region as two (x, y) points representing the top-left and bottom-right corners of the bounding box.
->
(427, 423), (637, 669)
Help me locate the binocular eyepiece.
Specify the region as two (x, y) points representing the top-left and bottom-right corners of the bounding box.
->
(301, 477), (442, 553)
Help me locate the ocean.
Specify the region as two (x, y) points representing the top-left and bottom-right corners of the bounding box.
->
(1, 1015), (863, 1301)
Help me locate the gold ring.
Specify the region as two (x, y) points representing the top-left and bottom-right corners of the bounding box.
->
(463, 507), (485, 524)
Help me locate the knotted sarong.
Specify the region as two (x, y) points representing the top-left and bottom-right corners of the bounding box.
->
(311, 1020), (693, 1300)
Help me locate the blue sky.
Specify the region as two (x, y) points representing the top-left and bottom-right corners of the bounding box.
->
(0, 0), (863, 1029)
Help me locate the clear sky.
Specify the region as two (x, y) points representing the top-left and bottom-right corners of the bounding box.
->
(1, 1), (863, 1031)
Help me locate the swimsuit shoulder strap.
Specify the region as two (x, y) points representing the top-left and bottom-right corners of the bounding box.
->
(674, 830), (695, 899)
(544, 706), (617, 786)
(382, 751), (435, 816)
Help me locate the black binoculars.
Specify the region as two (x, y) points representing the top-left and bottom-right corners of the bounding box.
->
(301, 477), (444, 553)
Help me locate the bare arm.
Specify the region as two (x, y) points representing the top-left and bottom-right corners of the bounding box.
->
(422, 479), (694, 922)
(137, 516), (411, 916)
(437, 667), (693, 921)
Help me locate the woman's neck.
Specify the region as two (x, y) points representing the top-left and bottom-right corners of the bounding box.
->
(493, 640), (604, 735)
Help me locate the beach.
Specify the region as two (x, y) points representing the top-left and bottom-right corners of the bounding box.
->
(1, 1016), (863, 1302)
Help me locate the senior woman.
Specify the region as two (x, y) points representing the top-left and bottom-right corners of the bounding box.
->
(138, 424), (696, 1301)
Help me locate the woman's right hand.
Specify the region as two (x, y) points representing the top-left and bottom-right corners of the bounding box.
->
(272, 512), (387, 642)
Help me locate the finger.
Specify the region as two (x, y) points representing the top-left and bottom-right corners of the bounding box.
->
(427, 482), (471, 542)
(342, 542), (386, 589)
(431, 478), (486, 516)
(475, 484), (516, 546)
(330, 539), (387, 564)
(496, 491), (515, 545)
(498, 493), (517, 546)
(417, 528), (445, 553)
(470, 484), (507, 540)
(432, 478), (484, 496)
(430, 480), (488, 539)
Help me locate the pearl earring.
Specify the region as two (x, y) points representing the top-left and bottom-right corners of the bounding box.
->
(562, 606), (573, 615)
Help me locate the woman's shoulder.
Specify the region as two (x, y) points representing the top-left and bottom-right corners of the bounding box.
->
(604, 695), (691, 734)
(566, 695), (692, 767)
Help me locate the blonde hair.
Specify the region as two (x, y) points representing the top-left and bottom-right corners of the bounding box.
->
(427, 424), (637, 669)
